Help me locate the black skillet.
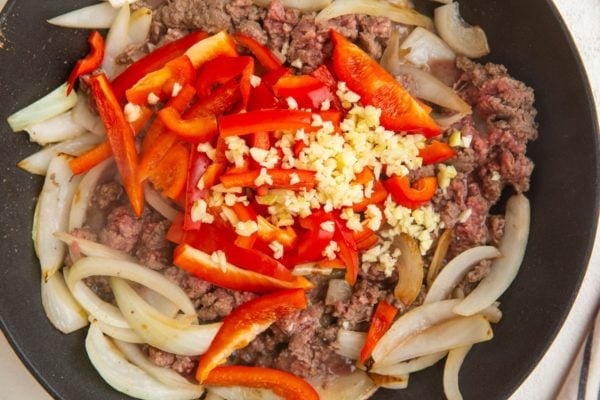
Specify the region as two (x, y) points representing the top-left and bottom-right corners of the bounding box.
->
(0, 1), (598, 399)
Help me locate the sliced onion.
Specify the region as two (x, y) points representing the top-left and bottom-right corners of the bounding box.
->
(17, 133), (103, 176)
(316, 0), (434, 30)
(395, 64), (471, 113)
(96, 319), (144, 343)
(434, 2), (490, 58)
(309, 370), (377, 400)
(443, 345), (472, 400)
(105, 0), (140, 7)
(36, 154), (82, 281)
(208, 387), (281, 400)
(393, 233), (424, 306)
(424, 246), (500, 304)
(426, 228), (453, 287)
(128, 7), (153, 44)
(380, 27), (410, 75)
(69, 159), (116, 231)
(335, 329), (366, 360)
(114, 340), (204, 392)
(67, 256), (197, 317)
(7, 83), (78, 133)
(369, 373), (409, 389)
(454, 194), (530, 316)
(145, 183), (179, 222)
(370, 351), (446, 377)
(72, 91), (106, 136)
(432, 112), (468, 129)
(111, 277), (221, 356)
(85, 322), (204, 400)
(380, 315), (492, 364)
(54, 231), (136, 262)
(41, 271), (89, 334)
(325, 279), (353, 305)
(24, 110), (87, 145)
(253, 0), (331, 12)
(138, 286), (181, 319)
(480, 302), (502, 324)
(102, 5), (131, 79)
(399, 26), (455, 67)
(291, 262), (333, 276)
(205, 392), (226, 400)
(47, 2), (119, 29)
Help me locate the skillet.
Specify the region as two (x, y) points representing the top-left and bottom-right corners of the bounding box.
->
(0, 1), (598, 399)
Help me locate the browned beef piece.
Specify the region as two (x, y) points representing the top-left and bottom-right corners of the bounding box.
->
(84, 276), (114, 303)
(135, 219), (172, 269)
(99, 206), (145, 253)
(145, 345), (198, 375)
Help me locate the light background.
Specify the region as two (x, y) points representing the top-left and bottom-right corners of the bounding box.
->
(0, 1), (598, 399)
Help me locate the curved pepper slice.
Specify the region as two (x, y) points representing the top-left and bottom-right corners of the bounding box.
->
(185, 31), (239, 69)
(296, 210), (335, 263)
(333, 214), (359, 285)
(196, 56), (254, 109)
(384, 175), (438, 209)
(419, 140), (456, 165)
(147, 141), (189, 200)
(359, 300), (398, 364)
(330, 30), (441, 137)
(204, 366), (319, 400)
(67, 31), (105, 95)
(158, 107), (218, 143)
(196, 289), (307, 382)
(273, 74), (337, 110)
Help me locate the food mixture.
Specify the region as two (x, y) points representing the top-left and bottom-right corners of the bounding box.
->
(8, 0), (538, 399)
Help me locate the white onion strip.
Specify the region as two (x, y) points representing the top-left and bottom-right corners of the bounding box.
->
(454, 194), (530, 316)
(86, 322), (204, 400)
(309, 370), (377, 400)
(443, 344), (472, 400)
(128, 7), (153, 44)
(424, 245), (500, 304)
(252, 0), (331, 12)
(111, 278), (221, 356)
(370, 351), (447, 377)
(25, 111), (87, 145)
(208, 387), (281, 400)
(47, 2), (119, 29)
(96, 319), (144, 343)
(55, 231), (136, 263)
(434, 2), (490, 58)
(145, 183), (179, 221)
(72, 92), (106, 136)
(41, 271), (89, 334)
(399, 26), (455, 67)
(335, 330), (366, 360)
(102, 5), (131, 79)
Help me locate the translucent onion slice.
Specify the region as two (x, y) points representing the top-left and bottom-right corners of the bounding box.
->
(252, 0), (331, 12)
(480, 302), (502, 324)
(394, 64), (471, 114)
(105, 0), (140, 7)
(86, 322), (204, 400)
(41, 271), (89, 334)
(383, 316), (492, 364)
(424, 245), (501, 304)
(36, 154), (82, 281)
(400, 26), (455, 67)
(55, 231), (136, 263)
(368, 373), (409, 389)
(24, 111), (87, 145)
(325, 279), (353, 305)
(426, 228), (453, 287)
(434, 2), (490, 58)
(380, 27), (406, 76)
(17, 132), (103, 176)
(96, 319), (144, 343)
(69, 159), (116, 231)
(67, 256), (197, 317)
(102, 5), (131, 79)
(309, 370), (378, 400)
(315, 0), (434, 30)
(138, 286), (180, 319)
(370, 351), (446, 377)
(128, 7), (153, 44)
(47, 3), (119, 29)
(393, 233), (424, 306)
(335, 330), (366, 360)
(443, 344), (472, 400)
(111, 278), (221, 356)
(72, 92), (106, 136)
(145, 184), (179, 222)
(205, 392), (227, 400)
(454, 194), (530, 316)
(7, 83), (78, 133)
(114, 340), (204, 391)
(208, 387), (281, 400)
(291, 262), (333, 276)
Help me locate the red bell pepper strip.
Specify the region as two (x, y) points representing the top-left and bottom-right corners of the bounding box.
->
(419, 140), (456, 165)
(69, 141), (112, 175)
(352, 180), (389, 212)
(111, 31), (208, 103)
(184, 31), (239, 69)
(310, 64), (343, 110)
(185, 79), (242, 119)
(256, 216), (297, 249)
(296, 211), (335, 263)
(196, 56), (254, 109)
(273, 74), (337, 110)
(126, 55), (196, 105)
(147, 141), (190, 200)
(173, 244), (313, 293)
(128, 105), (154, 135)
(67, 31), (105, 95)
(196, 289), (307, 382)
(233, 33), (283, 72)
(359, 301), (398, 364)
(204, 366), (319, 400)
(333, 214), (359, 285)
(219, 109), (315, 137)
(220, 168), (317, 190)
(183, 150), (211, 230)
(231, 202), (258, 249)
(356, 232), (380, 250)
(89, 73), (144, 216)
(330, 30), (441, 137)
(384, 176), (438, 209)
(158, 107), (218, 143)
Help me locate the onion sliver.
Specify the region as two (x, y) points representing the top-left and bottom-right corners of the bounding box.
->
(315, 0), (433, 30)
(368, 373), (409, 389)
(335, 330), (366, 360)
(102, 5), (131, 79)
(454, 194), (530, 316)
(48, 3), (119, 29)
(443, 344), (471, 400)
(309, 370), (377, 400)
(393, 233), (424, 306)
(68, 257), (197, 317)
(72, 92), (106, 136)
(424, 245), (500, 304)
(145, 184), (179, 221)
(114, 340), (204, 392)
(96, 319), (144, 343)
(36, 154), (82, 281)
(433, 112), (468, 130)
(106, 0), (140, 7)
(25, 111), (87, 145)
(380, 27), (406, 76)
(86, 322), (204, 400)
(325, 278), (353, 305)
(426, 228), (453, 287)
(395, 64), (471, 114)
(17, 133), (103, 176)
(55, 231), (136, 262)
(253, 0), (331, 12)
(7, 83), (78, 133)
(41, 271), (88, 334)
(400, 26), (455, 67)
(381, 315), (492, 364)
(69, 159), (116, 231)
(208, 387), (281, 400)
(205, 392), (227, 400)
(291, 262), (333, 276)
(370, 351), (446, 377)
(111, 278), (221, 356)
(434, 2), (490, 58)
(128, 7), (153, 44)
(139, 286), (181, 319)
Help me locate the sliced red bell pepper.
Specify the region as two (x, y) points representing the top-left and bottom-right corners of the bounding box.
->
(352, 180), (389, 212)
(147, 141), (189, 200)
(196, 289), (307, 382)
(220, 168), (317, 190)
(158, 107), (218, 143)
(126, 55), (196, 105)
(273, 74), (337, 110)
(310, 64), (343, 110)
(256, 216), (297, 249)
(184, 31), (239, 69)
(384, 175), (438, 209)
(173, 244), (313, 293)
(69, 141), (112, 175)
(231, 202), (258, 249)
(419, 140), (456, 165)
(296, 211), (335, 263)
(233, 33), (282, 72)
(89, 74), (144, 216)
(353, 227), (380, 251)
(205, 366), (319, 400)
(185, 79), (242, 119)
(219, 109), (314, 137)
(359, 300), (398, 364)
(330, 30), (441, 137)
(67, 31), (105, 95)
(183, 150), (211, 230)
(248, 82), (281, 111)
(333, 214), (359, 285)
(196, 56), (254, 109)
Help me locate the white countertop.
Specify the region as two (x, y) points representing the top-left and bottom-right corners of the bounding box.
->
(0, 1), (598, 399)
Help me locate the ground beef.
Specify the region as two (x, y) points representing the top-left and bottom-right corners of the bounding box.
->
(145, 346), (198, 375)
